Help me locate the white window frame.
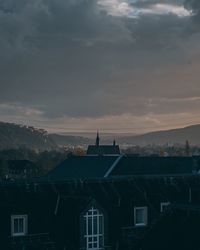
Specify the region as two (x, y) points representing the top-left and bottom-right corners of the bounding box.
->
(84, 207), (104, 250)
(160, 202), (170, 212)
(11, 215), (28, 237)
(134, 207), (148, 227)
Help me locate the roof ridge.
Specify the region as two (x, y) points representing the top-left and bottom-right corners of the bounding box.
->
(104, 154), (124, 178)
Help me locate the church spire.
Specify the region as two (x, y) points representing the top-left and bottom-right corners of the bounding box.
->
(96, 131), (100, 147)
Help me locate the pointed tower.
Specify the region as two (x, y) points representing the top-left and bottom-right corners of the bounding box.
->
(96, 131), (100, 147)
(87, 132), (120, 155)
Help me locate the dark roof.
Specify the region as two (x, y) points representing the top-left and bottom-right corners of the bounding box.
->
(111, 156), (196, 176)
(46, 155), (119, 181)
(87, 145), (120, 155)
(45, 155), (196, 182)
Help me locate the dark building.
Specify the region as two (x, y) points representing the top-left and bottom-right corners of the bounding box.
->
(87, 133), (120, 155)
(0, 153), (200, 250)
(0, 160), (38, 180)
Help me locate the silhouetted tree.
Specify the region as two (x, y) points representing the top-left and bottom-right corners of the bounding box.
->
(185, 140), (191, 156)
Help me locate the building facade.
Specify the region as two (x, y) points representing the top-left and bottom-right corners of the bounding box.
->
(1, 173), (200, 250)
(0, 152), (199, 250)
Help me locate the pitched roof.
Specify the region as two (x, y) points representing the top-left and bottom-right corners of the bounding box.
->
(87, 145), (120, 155)
(110, 156), (196, 176)
(45, 155), (196, 182)
(46, 155), (119, 181)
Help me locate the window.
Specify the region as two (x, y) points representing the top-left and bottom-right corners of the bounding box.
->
(134, 207), (148, 226)
(11, 215), (28, 236)
(160, 202), (170, 212)
(84, 207), (104, 250)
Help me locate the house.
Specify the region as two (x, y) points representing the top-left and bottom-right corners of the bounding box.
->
(86, 133), (120, 155)
(0, 160), (38, 180)
(0, 152), (200, 250)
(1, 175), (200, 250)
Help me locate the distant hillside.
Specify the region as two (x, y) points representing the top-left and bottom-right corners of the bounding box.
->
(49, 133), (124, 147)
(0, 122), (57, 151)
(49, 134), (92, 147)
(35, 124), (200, 147)
(1, 122), (200, 150)
(119, 124), (200, 146)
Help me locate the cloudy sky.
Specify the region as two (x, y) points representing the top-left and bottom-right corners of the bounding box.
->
(0, 0), (200, 133)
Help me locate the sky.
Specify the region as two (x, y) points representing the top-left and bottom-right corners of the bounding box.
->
(0, 0), (200, 134)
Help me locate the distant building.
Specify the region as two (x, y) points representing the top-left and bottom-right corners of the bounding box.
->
(87, 132), (120, 155)
(0, 160), (37, 180)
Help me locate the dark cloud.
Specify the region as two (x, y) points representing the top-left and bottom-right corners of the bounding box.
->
(184, 0), (200, 29)
(185, 0), (200, 13)
(0, 0), (200, 132)
(0, 0), (133, 56)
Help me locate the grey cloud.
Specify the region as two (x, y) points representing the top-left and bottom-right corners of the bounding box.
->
(0, 0), (199, 127)
(0, 0), (132, 58)
(184, 0), (200, 27)
(129, 0), (184, 7)
(185, 0), (200, 13)
(0, 0), (191, 57)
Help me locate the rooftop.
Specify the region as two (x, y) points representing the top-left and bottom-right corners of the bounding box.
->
(86, 132), (120, 155)
(45, 155), (197, 181)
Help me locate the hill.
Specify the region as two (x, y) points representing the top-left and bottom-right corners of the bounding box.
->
(49, 134), (92, 147)
(0, 122), (57, 151)
(119, 124), (200, 146)
(1, 122), (200, 150)
(44, 124), (200, 147)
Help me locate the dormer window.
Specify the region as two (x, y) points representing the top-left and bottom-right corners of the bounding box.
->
(11, 215), (28, 237)
(134, 207), (148, 226)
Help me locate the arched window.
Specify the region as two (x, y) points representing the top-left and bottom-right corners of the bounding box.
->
(84, 207), (104, 250)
